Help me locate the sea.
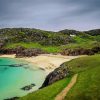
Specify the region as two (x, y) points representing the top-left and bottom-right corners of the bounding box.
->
(0, 57), (46, 100)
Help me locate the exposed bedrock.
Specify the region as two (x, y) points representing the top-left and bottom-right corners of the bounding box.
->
(4, 97), (19, 100)
(61, 46), (100, 56)
(21, 83), (36, 91)
(40, 66), (70, 88)
(0, 46), (47, 57)
(16, 47), (46, 57)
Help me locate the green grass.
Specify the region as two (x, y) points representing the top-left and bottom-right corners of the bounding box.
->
(94, 35), (100, 42)
(4, 41), (100, 54)
(61, 41), (99, 49)
(3, 35), (100, 53)
(4, 42), (42, 49)
(72, 36), (92, 43)
(20, 77), (71, 100)
(64, 54), (100, 73)
(19, 55), (100, 100)
(61, 35), (100, 49)
(42, 46), (61, 53)
(4, 42), (61, 53)
(64, 54), (100, 100)
(65, 66), (100, 100)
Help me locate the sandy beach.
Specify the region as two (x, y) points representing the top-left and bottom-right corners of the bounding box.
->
(0, 54), (80, 74)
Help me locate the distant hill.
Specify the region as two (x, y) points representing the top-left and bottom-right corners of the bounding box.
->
(0, 28), (72, 46)
(59, 29), (81, 35)
(84, 29), (100, 36)
(0, 28), (100, 54)
(0, 28), (100, 44)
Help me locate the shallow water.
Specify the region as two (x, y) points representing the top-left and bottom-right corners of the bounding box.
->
(0, 57), (46, 100)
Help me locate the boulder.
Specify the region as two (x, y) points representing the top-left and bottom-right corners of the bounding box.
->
(21, 83), (36, 91)
(4, 97), (19, 100)
(40, 66), (70, 88)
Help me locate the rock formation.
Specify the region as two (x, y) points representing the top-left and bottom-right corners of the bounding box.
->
(41, 66), (70, 88)
(16, 47), (46, 57)
(4, 97), (19, 100)
(21, 83), (36, 91)
(61, 46), (100, 56)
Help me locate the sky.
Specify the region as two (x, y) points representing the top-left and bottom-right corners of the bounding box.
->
(0, 0), (100, 31)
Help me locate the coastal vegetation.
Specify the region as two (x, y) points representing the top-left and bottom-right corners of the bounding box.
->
(0, 28), (100, 54)
(65, 55), (100, 100)
(0, 28), (100, 100)
(20, 77), (71, 100)
(20, 54), (100, 100)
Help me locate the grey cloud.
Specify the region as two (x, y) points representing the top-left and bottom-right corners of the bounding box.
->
(0, 0), (100, 31)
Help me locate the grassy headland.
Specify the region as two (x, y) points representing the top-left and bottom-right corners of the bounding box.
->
(19, 54), (100, 100)
(65, 55), (100, 100)
(20, 77), (71, 100)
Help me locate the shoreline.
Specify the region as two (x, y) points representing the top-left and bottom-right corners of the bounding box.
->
(0, 54), (81, 74)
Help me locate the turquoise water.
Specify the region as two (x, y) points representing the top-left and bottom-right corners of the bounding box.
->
(0, 57), (46, 100)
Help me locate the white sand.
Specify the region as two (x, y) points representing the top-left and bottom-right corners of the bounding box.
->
(0, 54), (16, 58)
(0, 54), (80, 74)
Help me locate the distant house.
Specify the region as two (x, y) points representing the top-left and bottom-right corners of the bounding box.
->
(70, 34), (76, 37)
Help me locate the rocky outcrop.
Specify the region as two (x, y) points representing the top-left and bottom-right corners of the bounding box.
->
(0, 46), (23, 54)
(0, 64), (27, 67)
(9, 64), (28, 67)
(0, 46), (46, 57)
(21, 83), (36, 91)
(61, 46), (100, 56)
(40, 66), (70, 88)
(16, 47), (46, 57)
(0, 48), (16, 54)
(92, 46), (100, 53)
(61, 48), (93, 56)
(4, 97), (19, 100)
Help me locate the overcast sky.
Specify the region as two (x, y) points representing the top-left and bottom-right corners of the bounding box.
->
(0, 0), (100, 31)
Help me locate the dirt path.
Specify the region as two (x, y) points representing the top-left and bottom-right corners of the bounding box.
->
(55, 74), (78, 100)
